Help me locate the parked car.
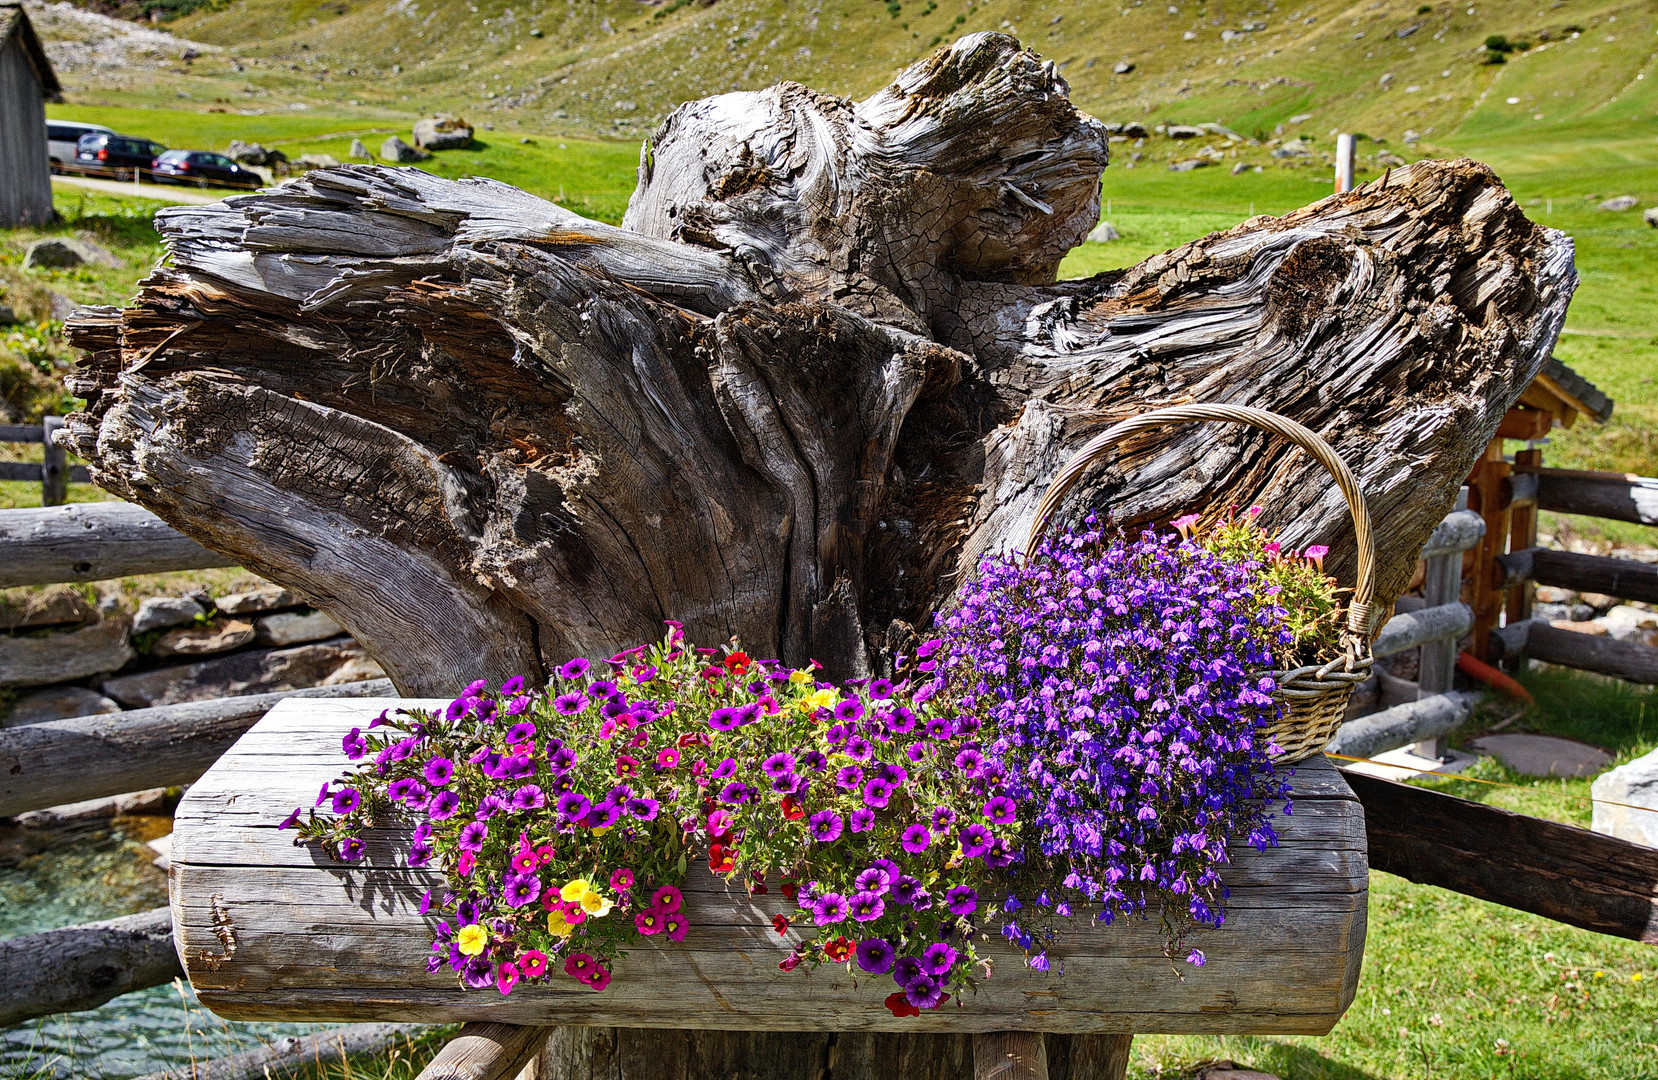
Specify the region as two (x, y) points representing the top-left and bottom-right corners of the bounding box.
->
(45, 121), (114, 172)
(150, 150), (263, 190)
(74, 132), (167, 180)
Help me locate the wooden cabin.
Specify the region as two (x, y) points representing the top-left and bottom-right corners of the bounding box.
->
(0, 3), (60, 227)
(1466, 356), (1616, 655)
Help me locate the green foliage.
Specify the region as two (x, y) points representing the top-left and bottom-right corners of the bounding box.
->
(1485, 33), (1515, 52)
(1187, 510), (1344, 666)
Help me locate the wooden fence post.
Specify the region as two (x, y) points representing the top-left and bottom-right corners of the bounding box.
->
(1335, 133), (1356, 193)
(41, 415), (66, 506)
(1414, 486), (1468, 760)
(1505, 442), (1543, 672)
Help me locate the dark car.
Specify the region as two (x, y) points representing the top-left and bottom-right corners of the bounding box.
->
(151, 150), (262, 191)
(74, 132), (167, 179)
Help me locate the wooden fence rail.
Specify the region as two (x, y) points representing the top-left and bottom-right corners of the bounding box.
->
(0, 416), (87, 505)
(1498, 547), (1658, 607)
(1522, 464), (1658, 527)
(0, 502), (238, 587)
(0, 679), (393, 819)
(0, 907), (181, 1027)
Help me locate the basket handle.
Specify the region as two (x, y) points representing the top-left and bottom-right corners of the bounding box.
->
(1024, 403), (1378, 639)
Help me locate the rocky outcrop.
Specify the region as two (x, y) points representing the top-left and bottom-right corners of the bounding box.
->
(6, 686), (121, 726)
(412, 115), (474, 150)
(0, 616), (133, 688)
(380, 136), (431, 163)
(99, 636), (383, 707)
(1592, 747), (1658, 848)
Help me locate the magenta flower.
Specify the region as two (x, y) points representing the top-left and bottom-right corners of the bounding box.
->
(708, 707), (740, 731)
(610, 868), (635, 891)
(555, 792), (591, 822)
(761, 752), (796, 779)
(833, 697), (864, 723)
(850, 808), (876, 833)
(554, 692), (589, 715)
(512, 785), (547, 811)
(982, 796), (1017, 824)
(811, 893), (849, 926)
(944, 885), (978, 916)
(429, 790), (461, 819)
(505, 695), (530, 716)
(958, 823), (993, 857)
(458, 821), (488, 851)
(652, 885), (683, 912)
(558, 657), (591, 680)
(855, 938), (895, 974)
(342, 728), (367, 759)
(808, 810), (843, 843)
(900, 823), (932, 854)
(663, 910), (688, 942)
(710, 758), (738, 780)
(424, 757), (455, 786)
(707, 809), (733, 834)
(330, 787), (361, 814)
(854, 867), (891, 895)
(848, 891), (885, 922)
(656, 748), (681, 770)
(506, 721), (537, 743)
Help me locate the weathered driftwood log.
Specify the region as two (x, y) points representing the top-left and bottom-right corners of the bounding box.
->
(1529, 466), (1658, 526)
(171, 699), (1366, 1037)
(1346, 769), (1658, 944)
(134, 1023), (426, 1080)
(0, 907), (182, 1027)
(0, 678), (392, 818)
(1325, 690), (1481, 759)
(1498, 548), (1658, 607)
(1493, 619), (1658, 684)
(1371, 602), (1473, 659)
(64, 32), (1573, 693)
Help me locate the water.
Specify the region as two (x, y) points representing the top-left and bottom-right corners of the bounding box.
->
(1, 814), (333, 1079)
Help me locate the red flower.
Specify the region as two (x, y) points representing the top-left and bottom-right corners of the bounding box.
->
(724, 651), (751, 675)
(884, 992), (920, 1018)
(750, 871), (769, 895)
(615, 755), (641, 778)
(708, 842), (736, 874)
(771, 913), (790, 937)
(781, 880), (799, 901)
(780, 796), (805, 821)
(779, 953), (802, 972)
(823, 936), (854, 962)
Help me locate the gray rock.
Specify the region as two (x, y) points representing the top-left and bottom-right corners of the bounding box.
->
(1645, 207), (1658, 228)
(23, 239), (85, 269)
(0, 303), (15, 326)
(1288, 112), (1314, 125)
(1164, 124), (1205, 139)
(1198, 122), (1242, 139)
(1377, 151), (1407, 167)
(132, 595), (207, 635)
(254, 609), (343, 647)
(1402, 129), (1421, 144)
(1120, 122), (1148, 138)
(215, 585), (299, 615)
(1112, 60), (1134, 74)
(1231, 161), (1250, 175)
(381, 136), (432, 163)
(5, 685), (121, 726)
(0, 616), (134, 688)
(0, 586), (97, 632)
(100, 636), (380, 707)
(349, 138), (370, 159)
(1085, 220), (1120, 243)
(1271, 139), (1312, 158)
(1474, 733), (1612, 778)
(412, 116), (474, 150)
(47, 291), (82, 321)
(226, 140), (272, 165)
(150, 618), (256, 658)
(1594, 746), (1658, 847)
(1599, 195), (1639, 212)
(293, 153), (341, 170)
(1168, 158), (1211, 172)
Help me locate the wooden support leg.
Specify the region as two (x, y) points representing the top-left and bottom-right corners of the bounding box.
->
(1053, 1034), (1133, 1080)
(974, 1031), (1049, 1080)
(417, 1023), (557, 1080)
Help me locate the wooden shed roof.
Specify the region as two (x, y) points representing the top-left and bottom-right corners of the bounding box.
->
(1, 4), (61, 102)
(1517, 356), (1614, 429)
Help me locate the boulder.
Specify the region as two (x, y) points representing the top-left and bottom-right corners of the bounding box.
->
(0, 303), (15, 326)
(0, 586), (97, 632)
(5, 685), (121, 726)
(23, 239), (86, 270)
(1599, 195), (1639, 212)
(1085, 220), (1120, 243)
(1645, 207), (1658, 228)
(1168, 158), (1211, 172)
(1593, 746), (1658, 847)
(254, 609), (343, 647)
(1112, 60), (1135, 74)
(1231, 161), (1250, 175)
(1120, 121), (1148, 138)
(1599, 604), (1658, 642)
(132, 595), (207, 635)
(412, 115), (474, 150)
(349, 138), (370, 159)
(0, 616), (134, 688)
(47, 290), (82, 321)
(1197, 122), (1242, 139)
(226, 140), (271, 165)
(1164, 124), (1205, 139)
(215, 584), (298, 615)
(100, 636), (379, 708)
(381, 136), (432, 163)
(1271, 139), (1312, 158)
(293, 153), (341, 170)
(150, 617), (256, 658)
(1377, 151), (1407, 167)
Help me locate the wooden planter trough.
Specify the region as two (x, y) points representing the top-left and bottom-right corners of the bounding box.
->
(171, 697), (1367, 1058)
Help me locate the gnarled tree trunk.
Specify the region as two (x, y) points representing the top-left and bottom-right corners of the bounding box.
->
(64, 31), (1573, 1077)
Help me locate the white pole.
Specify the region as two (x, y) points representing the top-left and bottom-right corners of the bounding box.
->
(1335, 133), (1356, 193)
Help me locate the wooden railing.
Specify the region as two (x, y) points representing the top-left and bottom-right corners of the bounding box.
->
(0, 417), (89, 506)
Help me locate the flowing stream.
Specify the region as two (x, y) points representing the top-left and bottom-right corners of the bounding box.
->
(1, 812), (332, 1079)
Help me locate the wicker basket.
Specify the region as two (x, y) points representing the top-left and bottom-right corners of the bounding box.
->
(1024, 403), (1377, 764)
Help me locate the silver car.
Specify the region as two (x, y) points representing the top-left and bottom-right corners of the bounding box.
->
(46, 120), (114, 172)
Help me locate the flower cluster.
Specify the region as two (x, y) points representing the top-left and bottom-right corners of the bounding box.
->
(290, 628), (1015, 1010)
(938, 514), (1308, 965)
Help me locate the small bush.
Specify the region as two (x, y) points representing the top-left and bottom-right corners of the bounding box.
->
(1483, 48), (1508, 64)
(1485, 33), (1514, 51)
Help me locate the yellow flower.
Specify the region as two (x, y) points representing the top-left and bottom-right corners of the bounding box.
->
(788, 668), (812, 685)
(581, 890), (614, 917)
(560, 879), (593, 903)
(547, 909), (572, 936)
(592, 825), (614, 836)
(456, 923), (488, 956)
(807, 688), (836, 711)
